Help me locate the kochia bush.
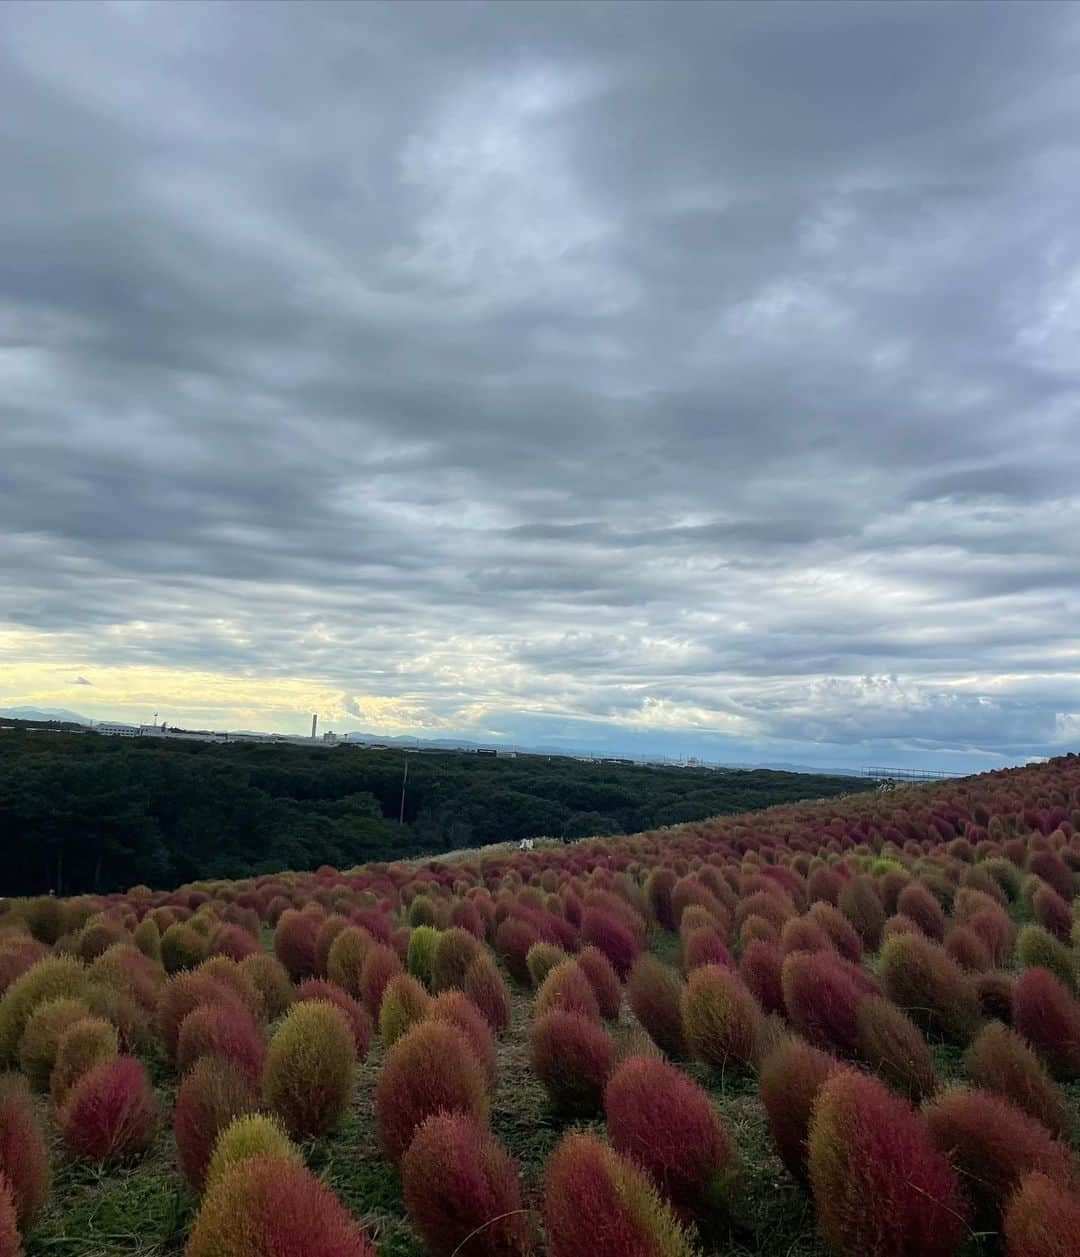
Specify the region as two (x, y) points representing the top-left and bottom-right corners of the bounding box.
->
(738, 941), (785, 1017)
(923, 1088), (1076, 1227)
(964, 1022), (1071, 1139)
(534, 960), (600, 1023)
(758, 1035), (844, 1183)
(543, 1131), (697, 1257)
(176, 1003), (267, 1084)
(530, 1009), (613, 1116)
(59, 1056), (156, 1162)
(17, 995), (91, 1091)
(808, 1070), (964, 1257)
(837, 876), (885, 950)
(604, 1054), (736, 1214)
(375, 1020), (489, 1162)
(426, 991), (497, 1088)
(326, 927), (371, 999)
(575, 946), (621, 1021)
(464, 955), (511, 1036)
(1002, 1171), (1080, 1257)
(879, 933), (981, 1041)
(431, 927), (483, 993)
(627, 955), (688, 1059)
(158, 972), (244, 1061)
(1015, 925), (1077, 994)
(401, 1113), (532, 1257)
(378, 974), (431, 1048)
(681, 964), (761, 1074)
(174, 1057), (259, 1191)
(204, 1113), (300, 1192)
(294, 980), (372, 1057)
(263, 1001), (355, 1139)
(0, 1175), (18, 1257)
(358, 943), (402, 1019)
(50, 1016), (119, 1107)
(0, 1073), (51, 1231)
(855, 996), (937, 1102)
(581, 908), (638, 979)
(1012, 968), (1080, 1080)
(0, 955), (88, 1065)
(186, 1155), (377, 1257)
(273, 910), (320, 981)
(781, 951), (875, 1055)
(237, 954), (293, 1021)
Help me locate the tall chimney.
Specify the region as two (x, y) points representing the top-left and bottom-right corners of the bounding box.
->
(311, 713), (318, 740)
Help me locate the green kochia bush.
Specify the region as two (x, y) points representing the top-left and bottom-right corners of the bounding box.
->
(204, 1113), (301, 1192)
(879, 933), (980, 1041)
(263, 1001), (356, 1139)
(681, 963), (761, 1074)
(1015, 924), (1077, 994)
(0, 956), (88, 1064)
(406, 926), (440, 989)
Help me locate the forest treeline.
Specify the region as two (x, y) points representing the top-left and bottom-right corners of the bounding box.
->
(0, 727), (871, 895)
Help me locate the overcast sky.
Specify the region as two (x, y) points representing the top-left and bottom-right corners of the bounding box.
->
(2, 1), (1079, 771)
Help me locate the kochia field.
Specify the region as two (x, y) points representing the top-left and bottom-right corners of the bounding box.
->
(0, 754), (1077, 1256)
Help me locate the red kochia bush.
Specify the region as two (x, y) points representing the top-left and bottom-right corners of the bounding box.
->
(186, 1155), (377, 1257)
(401, 1113), (531, 1257)
(0, 1073), (50, 1230)
(375, 1020), (489, 1162)
(534, 960), (600, 1023)
(778, 916), (833, 957)
(758, 1035), (844, 1183)
(358, 944), (402, 1018)
(681, 927), (734, 973)
(807, 901), (862, 962)
(923, 1088), (1076, 1226)
(1027, 850), (1075, 903)
(60, 1056), (156, 1161)
(174, 1057), (259, 1190)
(837, 875), (885, 950)
(530, 1009), (613, 1116)
(576, 946), (622, 1021)
(426, 991), (497, 1088)
(176, 1003), (267, 1084)
(158, 972), (244, 1061)
(1013, 968), (1080, 1080)
(1003, 1171), (1080, 1257)
(294, 980), (372, 1057)
(273, 909), (320, 981)
(808, 1071), (965, 1257)
(1032, 884), (1073, 943)
(896, 883), (947, 942)
(494, 918), (539, 985)
(738, 941), (785, 1017)
(581, 908), (638, 979)
(781, 951), (876, 1055)
(543, 1131), (697, 1257)
(464, 955), (511, 1036)
(682, 964), (761, 1074)
(605, 1054), (736, 1214)
(627, 955), (688, 1059)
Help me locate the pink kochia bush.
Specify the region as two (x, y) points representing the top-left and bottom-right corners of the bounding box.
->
(575, 946), (622, 1021)
(808, 1070), (965, 1257)
(59, 1056), (156, 1161)
(758, 1035), (844, 1184)
(580, 907), (638, 978)
(186, 1155), (377, 1257)
(543, 1131), (697, 1257)
(401, 1113), (532, 1257)
(780, 951), (875, 1054)
(604, 1054), (737, 1215)
(529, 1009), (613, 1116)
(1012, 968), (1080, 1080)
(464, 955), (511, 1036)
(375, 1020), (489, 1162)
(175, 1057), (259, 1191)
(176, 1003), (267, 1084)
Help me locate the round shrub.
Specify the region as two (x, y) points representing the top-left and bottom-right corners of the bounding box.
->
(809, 1070), (964, 1257)
(967, 904), (1016, 967)
(401, 1112), (531, 1257)
(543, 1131), (697, 1257)
(273, 910), (320, 981)
(326, 927), (371, 999)
(575, 946), (621, 1021)
(375, 1020), (489, 1162)
(682, 963), (761, 1074)
(525, 942), (568, 990)
(581, 908), (638, 979)
(175, 1057), (259, 1190)
(431, 928), (484, 993)
(378, 973), (431, 1048)
(738, 940), (785, 1017)
(177, 1003), (267, 1084)
(0, 956), (88, 1065)
(758, 1034), (845, 1184)
(50, 1016), (119, 1107)
(406, 926), (440, 989)
(605, 1054), (736, 1214)
(294, 980), (372, 1057)
(186, 1155), (377, 1257)
(855, 995), (937, 1102)
(263, 1001), (356, 1139)
(530, 1009), (613, 1116)
(807, 901), (862, 962)
(535, 960), (600, 1023)
(204, 1113), (300, 1192)
(314, 916), (350, 978)
(879, 932), (980, 1041)
(944, 925), (992, 973)
(977, 970), (1015, 1023)
(778, 916), (833, 957)
(237, 954), (293, 1021)
(1003, 1170), (1080, 1257)
(967, 1019), (1064, 1137)
(0, 1073), (50, 1230)
(426, 991), (497, 1088)
(1016, 924), (1077, 994)
(1013, 968), (1080, 1080)
(464, 954), (511, 1035)
(161, 922), (207, 974)
(837, 875), (885, 950)
(494, 918), (539, 984)
(780, 951), (874, 1055)
(358, 943), (401, 1018)
(195, 957), (264, 1021)
(17, 996), (91, 1091)
(60, 1056), (155, 1162)
(1032, 883), (1073, 942)
(896, 883), (946, 942)
(627, 955), (687, 1059)
(158, 972), (244, 1061)
(924, 1088), (1075, 1226)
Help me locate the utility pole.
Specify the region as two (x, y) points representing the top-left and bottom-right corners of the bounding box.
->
(399, 757), (409, 825)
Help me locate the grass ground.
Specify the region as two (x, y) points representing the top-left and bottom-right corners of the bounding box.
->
(22, 928), (1080, 1257)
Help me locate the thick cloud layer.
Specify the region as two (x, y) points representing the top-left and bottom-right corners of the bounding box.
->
(2, 1), (1078, 770)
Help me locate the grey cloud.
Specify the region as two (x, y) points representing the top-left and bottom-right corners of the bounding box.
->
(1, 1), (1079, 767)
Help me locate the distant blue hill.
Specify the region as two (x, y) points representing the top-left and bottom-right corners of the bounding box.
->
(0, 707), (92, 724)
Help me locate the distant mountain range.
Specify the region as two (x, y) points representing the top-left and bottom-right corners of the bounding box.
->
(0, 706), (92, 724)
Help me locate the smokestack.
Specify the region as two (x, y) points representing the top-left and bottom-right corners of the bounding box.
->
(311, 713), (318, 740)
